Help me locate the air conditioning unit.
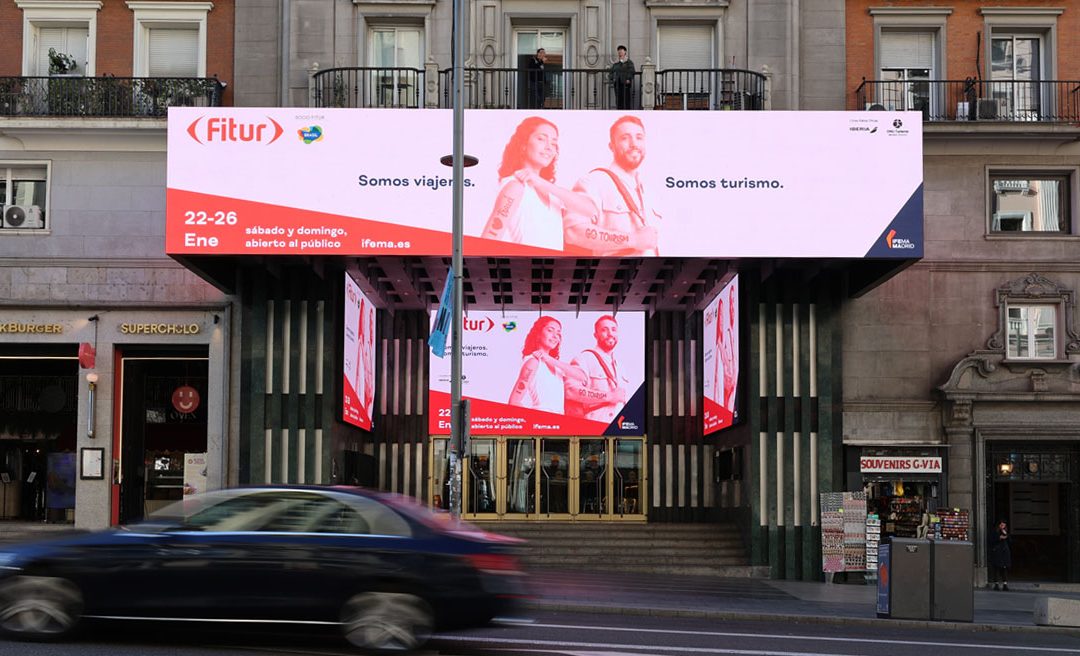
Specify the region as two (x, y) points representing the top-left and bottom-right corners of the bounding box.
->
(977, 98), (1007, 120)
(2, 204), (44, 229)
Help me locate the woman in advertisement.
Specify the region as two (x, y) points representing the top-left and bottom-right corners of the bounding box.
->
(481, 117), (595, 251)
(508, 316), (587, 414)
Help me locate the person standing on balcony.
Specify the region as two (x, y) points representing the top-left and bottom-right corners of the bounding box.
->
(610, 45), (635, 110)
(527, 48), (547, 109)
(565, 115), (660, 256)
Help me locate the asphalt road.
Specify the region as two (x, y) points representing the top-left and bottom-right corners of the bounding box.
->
(3, 610), (1080, 656)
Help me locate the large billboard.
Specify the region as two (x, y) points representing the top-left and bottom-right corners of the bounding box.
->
(343, 273), (375, 430)
(703, 275), (739, 435)
(166, 108), (923, 259)
(429, 311), (645, 436)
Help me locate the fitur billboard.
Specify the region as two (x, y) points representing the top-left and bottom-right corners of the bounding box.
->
(703, 275), (739, 435)
(343, 273), (375, 431)
(166, 109), (923, 259)
(429, 311), (645, 436)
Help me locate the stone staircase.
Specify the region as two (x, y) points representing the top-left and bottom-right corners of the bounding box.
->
(482, 521), (767, 577)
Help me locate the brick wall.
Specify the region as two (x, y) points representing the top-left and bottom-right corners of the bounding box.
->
(0, 0), (233, 105)
(846, 0), (1080, 110)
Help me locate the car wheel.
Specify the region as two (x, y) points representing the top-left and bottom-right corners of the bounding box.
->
(0, 575), (83, 640)
(341, 591), (433, 652)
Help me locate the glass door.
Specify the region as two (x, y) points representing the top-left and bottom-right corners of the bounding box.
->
(505, 438), (537, 517)
(576, 439), (608, 519)
(514, 29), (566, 109)
(539, 438), (570, 517)
(463, 439), (499, 518)
(614, 439), (644, 516)
(991, 35), (1041, 120)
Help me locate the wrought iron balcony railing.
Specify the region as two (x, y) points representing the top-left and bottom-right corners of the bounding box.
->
(312, 67), (424, 109)
(310, 66), (768, 111)
(855, 78), (1080, 122)
(0, 76), (225, 118)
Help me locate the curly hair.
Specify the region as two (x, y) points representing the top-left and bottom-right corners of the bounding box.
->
(521, 316), (562, 359)
(498, 117), (558, 183)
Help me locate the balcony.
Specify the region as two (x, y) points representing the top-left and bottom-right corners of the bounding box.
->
(856, 78), (1080, 122)
(310, 64), (768, 111)
(0, 76), (226, 118)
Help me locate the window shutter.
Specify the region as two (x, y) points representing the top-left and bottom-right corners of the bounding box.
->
(148, 28), (199, 77)
(658, 24), (713, 69)
(37, 28), (68, 75)
(880, 32), (934, 70)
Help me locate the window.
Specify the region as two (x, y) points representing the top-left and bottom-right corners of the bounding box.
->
(989, 172), (1071, 233)
(988, 273), (1079, 362)
(990, 34), (1042, 119)
(0, 163), (49, 231)
(127, 1), (212, 78)
(1007, 305), (1057, 359)
(878, 31), (934, 113)
(16, 0), (101, 76)
(369, 26), (423, 108)
(657, 23), (715, 108)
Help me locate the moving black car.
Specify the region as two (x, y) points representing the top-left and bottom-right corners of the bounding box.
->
(0, 486), (526, 651)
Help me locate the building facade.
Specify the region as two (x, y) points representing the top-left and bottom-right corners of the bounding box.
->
(845, 0), (1080, 582)
(0, 0), (234, 529)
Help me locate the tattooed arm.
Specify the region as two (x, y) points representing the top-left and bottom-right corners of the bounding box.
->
(481, 179), (526, 243)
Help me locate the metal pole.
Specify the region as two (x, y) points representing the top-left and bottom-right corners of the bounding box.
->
(449, 0), (466, 520)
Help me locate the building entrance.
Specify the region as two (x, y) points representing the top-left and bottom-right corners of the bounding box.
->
(432, 436), (645, 520)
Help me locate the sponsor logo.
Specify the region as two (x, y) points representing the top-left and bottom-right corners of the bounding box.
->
(298, 125), (323, 144)
(502, 321), (517, 332)
(186, 116), (285, 145)
(464, 317), (496, 332)
(885, 229), (916, 250)
(617, 416), (639, 431)
(893, 119), (903, 128)
(886, 118), (910, 137)
(848, 118), (879, 134)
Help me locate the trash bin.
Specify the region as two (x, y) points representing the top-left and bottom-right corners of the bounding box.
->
(876, 538), (931, 620)
(931, 540), (974, 622)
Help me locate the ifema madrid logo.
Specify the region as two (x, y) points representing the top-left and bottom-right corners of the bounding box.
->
(885, 229), (915, 250)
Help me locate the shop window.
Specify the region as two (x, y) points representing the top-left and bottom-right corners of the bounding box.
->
(989, 172), (1072, 233)
(0, 163), (49, 231)
(987, 273), (1080, 361)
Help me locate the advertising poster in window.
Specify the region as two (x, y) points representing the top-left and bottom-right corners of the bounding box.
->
(167, 109), (922, 259)
(429, 311), (645, 436)
(703, 275), (739, 434)
(343, 273), (376, 430)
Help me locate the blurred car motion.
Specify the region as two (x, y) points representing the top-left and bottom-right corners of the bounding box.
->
(0, 486), (526, 651)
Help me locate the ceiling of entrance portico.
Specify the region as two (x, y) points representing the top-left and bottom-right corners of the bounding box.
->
(347, 256), (738, 313)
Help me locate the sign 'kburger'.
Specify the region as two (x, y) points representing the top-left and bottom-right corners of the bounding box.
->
(859, 456), (942, 474)
(166, 108), (923, 259)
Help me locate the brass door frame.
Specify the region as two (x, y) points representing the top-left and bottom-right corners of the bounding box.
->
(429, 435), (647, 521)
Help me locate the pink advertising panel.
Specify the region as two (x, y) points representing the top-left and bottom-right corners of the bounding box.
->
(429, 311), (645, 436)
(703, 275), (739, 435)
(166, 109), (923, 259)
(343, 273), (375, 430)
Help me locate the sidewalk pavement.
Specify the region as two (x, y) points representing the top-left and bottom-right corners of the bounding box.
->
(526, 569), (1080, 636)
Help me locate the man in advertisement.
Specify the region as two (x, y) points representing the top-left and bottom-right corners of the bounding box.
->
(564, 315), (628, 423)
(566, 116), (660, 256)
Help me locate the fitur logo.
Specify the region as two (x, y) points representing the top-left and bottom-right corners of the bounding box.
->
(885, 229), (916, 250)
(186, 116), (285, 145)
(464, 317), (496, 332)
